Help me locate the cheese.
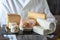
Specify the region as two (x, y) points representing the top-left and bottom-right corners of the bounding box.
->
(33, 26), (52, 35)
(33, 26), (44, 35)
(7, 14), (21, 26)
(28, 12), (46, 19)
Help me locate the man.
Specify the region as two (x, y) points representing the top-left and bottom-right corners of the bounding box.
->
(0, 0), (56, 40)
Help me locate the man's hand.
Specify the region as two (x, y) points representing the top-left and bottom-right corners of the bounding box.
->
(22, 19), (37, 28)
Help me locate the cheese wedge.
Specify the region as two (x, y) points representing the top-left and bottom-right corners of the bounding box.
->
(28, 12), (46, 19)
(8, 14), (21, 26)
(33, 26), (52, 35)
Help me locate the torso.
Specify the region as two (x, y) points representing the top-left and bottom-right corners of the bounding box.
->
(0, 0), (44, 24)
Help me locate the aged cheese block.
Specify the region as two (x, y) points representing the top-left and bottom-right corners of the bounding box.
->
(8, 14), (21, 26)
(28, 12), (46, 19)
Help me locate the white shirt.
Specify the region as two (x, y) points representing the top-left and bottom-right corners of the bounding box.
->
(0, 0), (55, 25)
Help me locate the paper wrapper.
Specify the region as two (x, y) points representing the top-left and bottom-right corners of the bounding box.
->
(33, 18), (56, 35)
(37, 19), (56, 31)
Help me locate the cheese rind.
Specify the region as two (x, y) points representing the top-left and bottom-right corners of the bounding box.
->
(33, 26), (44, 35)
(28, 12), (46, 19)
(7, 14), (21, 26)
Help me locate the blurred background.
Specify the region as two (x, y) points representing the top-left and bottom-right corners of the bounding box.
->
(47, 0), (60, 15)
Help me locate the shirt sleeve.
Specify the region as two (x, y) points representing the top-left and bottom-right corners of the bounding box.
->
(0, 2), (3, 24)
(43, 0), (55, 18)
(0, 1), (8, 25)
(43, 0), (57, 34)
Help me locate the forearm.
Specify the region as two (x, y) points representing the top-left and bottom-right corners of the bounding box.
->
(43, 0), (56, 26)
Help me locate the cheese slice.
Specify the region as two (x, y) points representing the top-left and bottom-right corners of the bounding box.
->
(33, 26), (52, 35)
(33, 26), (44, 35)
(28, 12), (46, 19)
(8, 14), (21, 26)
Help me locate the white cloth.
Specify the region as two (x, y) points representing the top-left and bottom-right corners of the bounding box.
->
(37, 18), (56, 30)
(33, 18), (56, 35)
(0, 0), (56, 40)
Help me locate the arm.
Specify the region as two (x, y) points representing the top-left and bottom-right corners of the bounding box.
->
(43, 0), (55, 18)
(0, 1), (17, 40)
(43, 0), (57, 38)
(0, 1), (9, 25)
(0, 2), (4, 27)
